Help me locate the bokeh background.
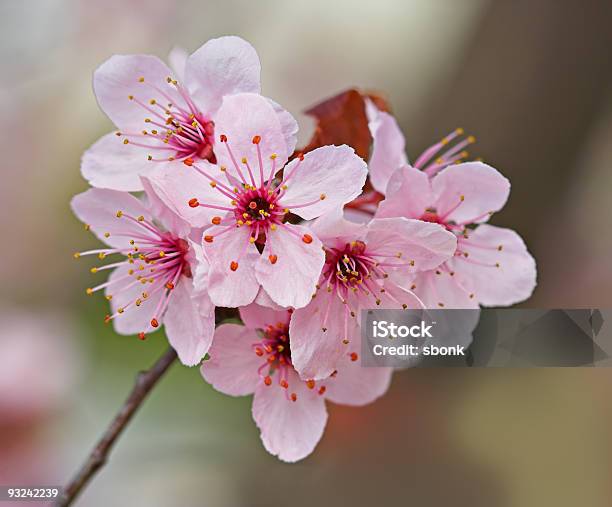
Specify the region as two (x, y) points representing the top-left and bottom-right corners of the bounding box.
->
(1, 0), (611, 505)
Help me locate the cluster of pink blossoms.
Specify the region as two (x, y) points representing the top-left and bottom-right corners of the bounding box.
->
(73, 37), (536, 462)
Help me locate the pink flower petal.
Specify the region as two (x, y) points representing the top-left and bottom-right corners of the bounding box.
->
(164, 279), (215, 366)
(105, 264), (165, 336)
(377, 280), (425, 310)
(145, 162), (230, 228)
(252, 369), (328, 462)
(254, 287), (286, 310)
(185, 36), (261, 113)
(255, 224), (325, 309)
(93, 54), (182, 132)
(81, 132), (158, 191)
(239, 303), (290, 330)
(365, 101), (409, 194)
(325, 354), (393, 406)
(449, 224), (536, 306)
(201, 324), (262, 396)
(279, 145), (367, 220)
(376, 166), (433, 219)
(290, 292), (357, 380)
(366, 217), (457, 272)
(405, 269), (479, 309)
(213, 93), (290, 181)
(168, 46), (189, 81)
(205, 225), (260, 307)
(70, 188), (151, 249)
(309, 207), (366, 248)
(140, 175), (191, 238)
(267, 98), (299, 156)
(432, 162), (510, 224)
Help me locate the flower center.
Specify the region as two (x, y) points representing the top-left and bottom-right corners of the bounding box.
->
(76, 212), (190, 339)
(187, 135), (325, 271)
(117, 76), (216, 164)
(252, 316), (328, 401)
(324, 240), (379, 289)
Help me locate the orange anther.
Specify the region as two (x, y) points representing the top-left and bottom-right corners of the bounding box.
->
(220, 134), (227, 142)
(204, 235), (214, 243)
(211, 216), (222, 225)
(302, 234), (313, 244)
(230, 261), (239, 271)
(255, 347), (264, 356)
(318, 386), (326, 395)
(165, 282), (175, 290)
(264, 376), (272, 386)
(188, 198), (199, 208)
(350, 352), (358, 362)
(306, 379), (315, 390)
(280, 380), (289, 389)
(183, 158), (194, 166)
(252, 135), (261, 144)
(290, 393), (297, 402)
(138, 332), (146, 340)
(151, 318), (159, 328)
(268, 254), (278, 264)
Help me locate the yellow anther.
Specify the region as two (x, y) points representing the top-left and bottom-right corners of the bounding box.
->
(123, 139), (129, 145)
(270, 224), (277, 231)
(86, 288), (93, 295)
(116, 210), (123, 218)
(73, 252), (81, 259)
(241, 157), (247, 164)
(270, 153), (277, 160)
(90, 267), (98, 274)
(128, 95), (134, 100)
(104, 232), (110, 238)
(149, 99), (156, 105)
(84, 224), (91, 231)
(468, 135), (476, 143)
(456, 127), (464, 135)
(159, 251), (165, 257)
(138, 76), (145, 82)
(137, 215), (145, 222)
(98, 253), (106, 260)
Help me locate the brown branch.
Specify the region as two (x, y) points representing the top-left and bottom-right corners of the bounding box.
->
(55, 347), (178, 507)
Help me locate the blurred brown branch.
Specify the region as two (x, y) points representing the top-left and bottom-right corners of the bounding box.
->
(55, 347), (178, 507)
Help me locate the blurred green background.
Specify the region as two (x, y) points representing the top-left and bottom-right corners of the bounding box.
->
(1, 1), (611, 506)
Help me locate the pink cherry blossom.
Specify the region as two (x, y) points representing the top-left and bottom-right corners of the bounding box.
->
(147, 93), (369, 309)
(289, 209), (457, 380)
(376, 163), (537, 308)
(71, 183), (214, 366)
(363, 101), (536, 308)
(202, 304), (392, 462)
(82, 36), (297, 191)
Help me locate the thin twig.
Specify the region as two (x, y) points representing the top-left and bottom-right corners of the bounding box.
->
(56, 347), (178, 507)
